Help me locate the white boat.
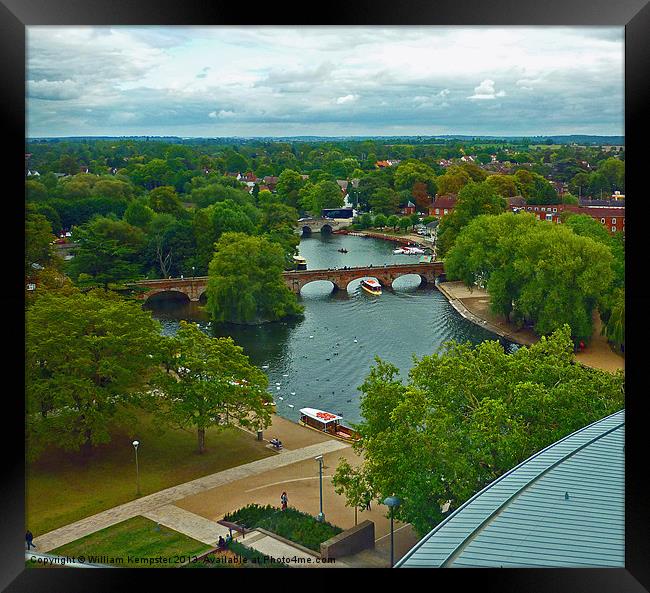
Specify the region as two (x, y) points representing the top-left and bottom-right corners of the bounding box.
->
(360, 278), (382, 295)
(293, 255), (307, 270)
(298, 408), (360, 443)
(393, 246), (425, 255)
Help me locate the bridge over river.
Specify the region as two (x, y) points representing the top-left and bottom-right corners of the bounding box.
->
(130, 262), (445, 302)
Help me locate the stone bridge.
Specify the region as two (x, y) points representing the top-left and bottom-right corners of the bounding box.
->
(130, 262), (445, 302)
(297, 218), (351, 235)
(282, 262), (445, 293)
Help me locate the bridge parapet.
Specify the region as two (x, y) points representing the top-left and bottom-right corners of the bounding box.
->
(129, 262), (445, 301)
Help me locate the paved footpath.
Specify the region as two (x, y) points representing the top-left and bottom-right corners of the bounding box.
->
(34, 439), (349, 553)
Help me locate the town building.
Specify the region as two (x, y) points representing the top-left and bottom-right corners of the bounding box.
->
(512, 203), (625, 234)
(428, 195), (458, 218)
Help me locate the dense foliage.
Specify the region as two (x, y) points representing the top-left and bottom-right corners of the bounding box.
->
(206, 232), (304, 324)
(444, 212), (615, 342)
(152, 322), (272, 453)
(26, 289), (163, 459)
(332, 326), (624, 536)
(224, 504), (342, 552)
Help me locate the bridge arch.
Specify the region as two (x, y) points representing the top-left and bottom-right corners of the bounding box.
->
(301, 225), (313, 237)
(390, 273), (429, 290)
(320, 223), (333, 234)
(142, 288), (191, 305)
(298, 279), (342, 295)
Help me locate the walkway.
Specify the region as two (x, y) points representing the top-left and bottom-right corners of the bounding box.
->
(34, 439), (350, 553)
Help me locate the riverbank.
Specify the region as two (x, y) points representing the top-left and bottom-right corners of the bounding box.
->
(437, 281), (624, 373)
(335, 229), (431, 248)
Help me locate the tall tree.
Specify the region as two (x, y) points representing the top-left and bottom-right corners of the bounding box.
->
(206, 232), (304, 324)
(26, 290), (162, 459)
(333, 327), (624, 536)
(154, 322), (272, 454)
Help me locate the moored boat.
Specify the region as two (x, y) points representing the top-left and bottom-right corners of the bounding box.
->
(298, 408), (360, 443)
(360, 278), (382, 295)
(293, 255), (307, 270)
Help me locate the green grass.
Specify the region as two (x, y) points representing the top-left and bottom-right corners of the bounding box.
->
(51, 516), (210, 568)
(224, 504), (343, 552)
(27, 408), (275, 536)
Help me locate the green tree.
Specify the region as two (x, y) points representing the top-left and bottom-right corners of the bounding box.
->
(436, 181), (506, 256)
(25, 210), (56, 274)
(299, 180), (344, 215)
(68, 217), (146, 289)
(206, 232), (304, 324)
(394, 160), (437, 195)
(154, 322), (272, 454)
(26, 290), (162, 459)
(333, 327), (624, 536)
(373, 213), (387, 229)
(124, 199), (154, 228)
(369, 187), (400, 216)
(445, 212), (614, 341)
(275, 169), (305, 209)
(148, 186), (184, 217)
(386, 214), (399, 231)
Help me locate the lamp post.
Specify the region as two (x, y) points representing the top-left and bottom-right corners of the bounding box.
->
(132, 440), (141, 496)
(383, 495), (401, 568)
(315, 455), (325, 522)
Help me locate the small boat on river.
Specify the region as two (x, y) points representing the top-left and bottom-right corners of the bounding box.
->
(360, 278), (382, 296)
(299, 408), (360, 443)
(338, 248), (348, 253)
(293, 255), (307, 270)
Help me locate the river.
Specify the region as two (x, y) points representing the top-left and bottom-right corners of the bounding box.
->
(146, 233), (504, 425)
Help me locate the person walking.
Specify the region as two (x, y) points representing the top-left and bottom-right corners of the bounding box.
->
(281, 491), (288, 511)
(26, 531), (35, 550)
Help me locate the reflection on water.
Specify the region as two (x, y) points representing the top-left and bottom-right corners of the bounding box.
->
(148, 234), (510, 425)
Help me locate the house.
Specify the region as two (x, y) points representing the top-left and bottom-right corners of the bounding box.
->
(400, 200), (416, 216)
(375, 159), (401, 168)
(262, 176), (279, 191)
(428, 194), (458, 218)
(513, 203), (625, 234)
(438, 159), (454, 168)
(242, 171), (258, 183)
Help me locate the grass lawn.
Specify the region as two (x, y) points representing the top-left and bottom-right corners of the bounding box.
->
(27, 408), (275, 536)
(51, 516), (210, 568)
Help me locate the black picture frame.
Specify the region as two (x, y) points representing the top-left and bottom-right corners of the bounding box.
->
(3, 1), (648, 591)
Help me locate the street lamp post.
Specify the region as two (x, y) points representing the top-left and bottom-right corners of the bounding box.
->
(315, 455), (324, 522)
(132, 440), (141, 496)
(383, 495), (401, 568)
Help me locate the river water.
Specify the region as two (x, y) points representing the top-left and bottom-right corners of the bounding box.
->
(146, 233), (501, 425)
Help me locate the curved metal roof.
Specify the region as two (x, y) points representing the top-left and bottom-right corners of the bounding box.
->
(397, 410), (625, 568)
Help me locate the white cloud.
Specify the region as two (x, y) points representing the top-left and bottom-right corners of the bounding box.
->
(335, 94), (358, 105)
(468, 79), (506, 100)
(209, 110), (235, 119)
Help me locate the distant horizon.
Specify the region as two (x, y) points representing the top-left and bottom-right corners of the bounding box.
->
(27, 27), (624, 138)
(26, 133), (625, 141)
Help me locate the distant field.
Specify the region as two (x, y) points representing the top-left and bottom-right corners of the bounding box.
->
(27, 408), (275, 536)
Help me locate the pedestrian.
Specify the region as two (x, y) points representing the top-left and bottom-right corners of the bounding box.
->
(365, 498), (371, 511)
(281, 491), (288, 511)
(26, 531), (35, 550)
(218, 535), (226, 550)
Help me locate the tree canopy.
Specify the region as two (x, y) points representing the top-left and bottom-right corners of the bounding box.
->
(332, 326), (624, 536)
(153, 321), (272, 454)
(206, 232), (304, 324)
(26, 289), (162, 459)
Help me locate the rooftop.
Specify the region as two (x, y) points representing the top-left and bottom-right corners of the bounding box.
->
(397, 410), (625, 568)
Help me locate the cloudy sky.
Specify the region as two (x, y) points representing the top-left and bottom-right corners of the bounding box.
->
(27, 26), (624, 138)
